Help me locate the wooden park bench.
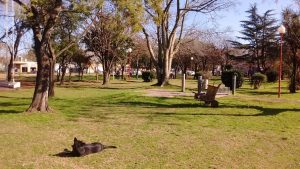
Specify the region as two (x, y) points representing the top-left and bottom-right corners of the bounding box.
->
(194, 84), (221, 107)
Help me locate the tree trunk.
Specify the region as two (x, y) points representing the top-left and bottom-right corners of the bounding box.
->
(149, 59), (152, 70)
(160, 63), (171, 86)
(60, 65), (67, 85)
(68, 70), (72, 82)
(183, 67), (187, 75)
(48, 57), (55, 97)
(102, 71), (110, 85)
(81, 70), (84, 80)
(7, 57), (13, 82)
(194, 63), (198, 79)
(155, 66), (163, 86)
(78, 69), (81, 80)
(256, 58), (261, 72)
(96, 72), (99, 81)
(27, 45), (52, 112)
(26, 0), (63, 112)
(121, 65), (125, 80)
(290, 54), (297, 93)
(136, 64), (139, 79)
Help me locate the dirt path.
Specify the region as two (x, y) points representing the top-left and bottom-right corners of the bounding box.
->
(144, 89), (194, 98)
(144, 89), (228, 98)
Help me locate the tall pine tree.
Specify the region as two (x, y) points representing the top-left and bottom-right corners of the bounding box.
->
(230, 4), (277, 72)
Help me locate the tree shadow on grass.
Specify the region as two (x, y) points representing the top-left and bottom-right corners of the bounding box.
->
(0, 98), (29, 114)
(0, 100), (27, 114)
(119, 100), (300, 117)
(0, 101), (28, 107)
(0, 109), (23, 114)
(0, 96), (31, 99)
(238, 88), (290, 96)
(219, 105), (300, 116)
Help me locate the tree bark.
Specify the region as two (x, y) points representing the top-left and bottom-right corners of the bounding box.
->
(27, 45), (52, 112)
(102, 71), (110, 85)
(121, 65), (125, 80)
(7, 58), (13, 82)
(60, 65), (67, 85)
(25, 0), (63, 112)
(48, 57), (55, 97)
(290, 54), (297, 93)
(5, 20), (25, 82)
(68, 70), (72, 82)
(78, 68), (81, 80)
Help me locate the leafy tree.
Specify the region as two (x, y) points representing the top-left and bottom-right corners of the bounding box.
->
(282, 8), (300, 93)
(83, 9), (132, 85)
(230, 4), (278, 72)
(10, 0), (65, 112)
(47, 1), (97, 97)
(52, 6), (90, 86)
(130, 35), (151, 77)
(115, 0), (233, 86)
(12, 0), (95, 112)
(0, 5), (29, 82)
(173, 39), (197, 76)
(71, 48), (92, 80)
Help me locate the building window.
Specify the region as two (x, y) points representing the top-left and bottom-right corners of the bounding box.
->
(22, 67), (28, 73)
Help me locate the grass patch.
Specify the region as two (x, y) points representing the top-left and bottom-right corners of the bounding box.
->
(0, 79), (299, 168)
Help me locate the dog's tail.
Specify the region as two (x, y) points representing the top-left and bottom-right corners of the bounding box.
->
(103, 145), (117, 149)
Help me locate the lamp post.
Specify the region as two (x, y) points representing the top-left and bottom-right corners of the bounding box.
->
(136, 56), (139, 79)
(11, 0), (15, 83)
(190, 56), (194, 78)
(126, 48), (132, 79)
(277, 25), (286, 98)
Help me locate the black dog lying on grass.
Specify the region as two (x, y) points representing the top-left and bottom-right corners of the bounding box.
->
(54, 137), (117, 157)
(72, 137), (117, 156)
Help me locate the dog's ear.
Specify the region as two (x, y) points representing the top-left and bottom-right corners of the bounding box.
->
(74, 137), (77, 142)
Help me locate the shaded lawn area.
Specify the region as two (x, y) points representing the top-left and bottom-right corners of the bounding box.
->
(0, 79), (299, 169)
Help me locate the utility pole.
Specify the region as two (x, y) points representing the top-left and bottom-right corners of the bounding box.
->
(11, 0), (15, 82)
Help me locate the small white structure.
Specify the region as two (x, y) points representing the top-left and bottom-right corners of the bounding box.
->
(14, 58), (37, 73)
(0, 81), (21, 88)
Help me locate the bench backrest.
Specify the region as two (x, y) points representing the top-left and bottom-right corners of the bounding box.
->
(205, 84), (221, 100)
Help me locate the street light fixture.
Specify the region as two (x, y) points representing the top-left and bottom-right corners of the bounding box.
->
(277, 25), (286, 98)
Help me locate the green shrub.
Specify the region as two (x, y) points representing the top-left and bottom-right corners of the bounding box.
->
(221, 70), (244, 90)
(250, 73), (267, 89)
(142, 71), (155, 82)
(194, 71), (212, 79)
(266, 70), (278, 82)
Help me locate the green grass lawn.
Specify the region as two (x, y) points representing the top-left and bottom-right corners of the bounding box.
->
(0, 79), (299, 169)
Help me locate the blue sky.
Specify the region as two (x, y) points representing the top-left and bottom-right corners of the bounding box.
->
(214, 0), (296, 39)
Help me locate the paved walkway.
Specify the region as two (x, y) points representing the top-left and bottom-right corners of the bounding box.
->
(144, 89), (229, 98)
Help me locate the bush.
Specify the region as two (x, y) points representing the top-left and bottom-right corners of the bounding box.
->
(194, 71), (212, 79)
(266, 70), (278, 82)
(221, 70), (244, 90)
(142, 71), (155, 82)
(250, 73), (267, 89)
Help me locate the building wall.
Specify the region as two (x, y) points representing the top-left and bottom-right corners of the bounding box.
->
(14, 61), (37, 73)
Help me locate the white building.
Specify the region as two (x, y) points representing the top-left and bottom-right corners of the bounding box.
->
(14, 58), (37, 73)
